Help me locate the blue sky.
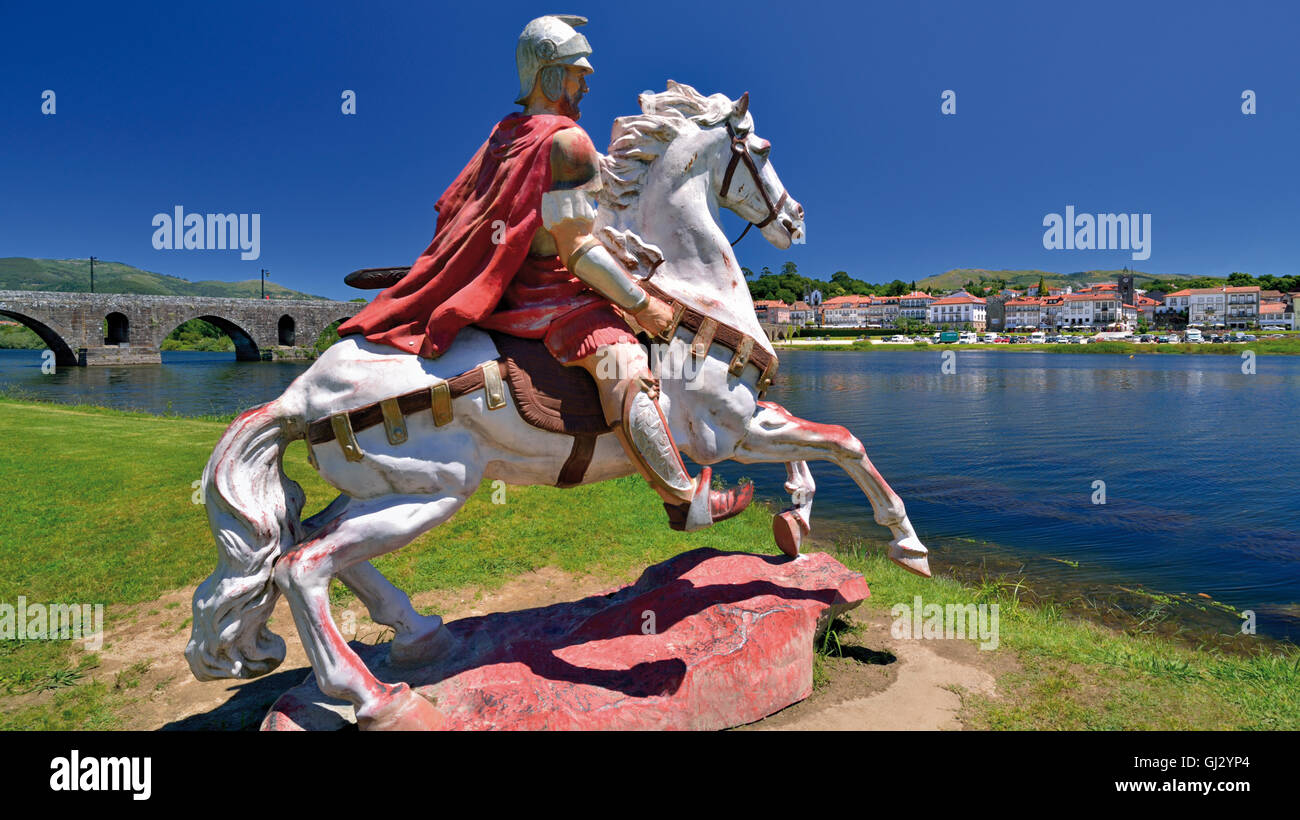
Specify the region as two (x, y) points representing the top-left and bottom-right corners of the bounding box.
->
(2, 0), (1298, 300)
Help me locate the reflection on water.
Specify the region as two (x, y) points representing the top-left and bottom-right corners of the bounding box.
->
(3, 346), (1298, 641)
(0, 349), (311, 417)
(707, 349), (1300, 643)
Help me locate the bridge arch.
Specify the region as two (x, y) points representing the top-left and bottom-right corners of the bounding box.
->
(0, 309), (80, 366)
(160, 315), (263, 361)
(105, 312), (130, 345)
(278, 315), (296, 346)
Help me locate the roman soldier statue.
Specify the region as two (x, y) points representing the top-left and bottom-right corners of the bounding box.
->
(338, 14), (752, 530)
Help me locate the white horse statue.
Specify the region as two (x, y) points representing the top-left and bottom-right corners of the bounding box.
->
(185, 82), (931, 730)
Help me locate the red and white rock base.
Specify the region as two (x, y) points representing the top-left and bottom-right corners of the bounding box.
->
(262, 548), (869, 731)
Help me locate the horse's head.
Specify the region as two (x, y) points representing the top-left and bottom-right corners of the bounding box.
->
(599, 81), (805, 252)
(710, 90), (805, 249)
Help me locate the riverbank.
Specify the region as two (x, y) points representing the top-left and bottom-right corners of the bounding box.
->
(0, 398), (1295, 730)
(778, 338), (1300, 355)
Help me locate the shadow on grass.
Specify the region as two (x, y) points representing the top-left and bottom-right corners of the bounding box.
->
(160, 665), (312, 731)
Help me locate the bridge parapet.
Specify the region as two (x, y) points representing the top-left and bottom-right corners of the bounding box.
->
(0, 290), (360, 366)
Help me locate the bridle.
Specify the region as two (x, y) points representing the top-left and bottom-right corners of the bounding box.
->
(719, 119), (788, 246)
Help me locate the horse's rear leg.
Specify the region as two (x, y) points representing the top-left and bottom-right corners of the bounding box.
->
(339, 561), (456, 667)
(274, 491), (471, 730)
(302, 495), (452, 665)
(736, 401), (930, 578)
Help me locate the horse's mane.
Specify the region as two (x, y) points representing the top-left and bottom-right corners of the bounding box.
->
(598, 80), (734, 212)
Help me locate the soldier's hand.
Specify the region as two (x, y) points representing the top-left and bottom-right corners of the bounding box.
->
(631, 295), (675, 337)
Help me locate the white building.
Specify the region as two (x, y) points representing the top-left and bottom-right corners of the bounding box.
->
(898, 291), (936, 322)
(927, 293), (987, 330)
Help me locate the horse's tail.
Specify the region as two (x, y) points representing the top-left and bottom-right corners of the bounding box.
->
(185, 400), (305, 681)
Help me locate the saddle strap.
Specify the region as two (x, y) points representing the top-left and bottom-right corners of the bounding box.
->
(637, 279), (778, 396)
(304, 358), (604, 489)
(306, 360), (502, 447)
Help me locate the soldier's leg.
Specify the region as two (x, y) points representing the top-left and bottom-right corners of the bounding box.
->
(570, 341), (752, 531)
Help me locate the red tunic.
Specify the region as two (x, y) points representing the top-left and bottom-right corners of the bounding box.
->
(338, 112), (635, 362)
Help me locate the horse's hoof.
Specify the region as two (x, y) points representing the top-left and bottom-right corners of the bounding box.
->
(388, 620), (458, 669)
(356, 683), (445, 731)
(889, 536), (932, 579)
(772, 510), (806, 558)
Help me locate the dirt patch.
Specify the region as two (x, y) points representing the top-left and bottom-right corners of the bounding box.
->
(32, 565), (1012, 731)
(746, 608), (1014, 730)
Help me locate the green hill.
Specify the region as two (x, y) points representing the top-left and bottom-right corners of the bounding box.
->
(0, 258), (326, 300)
(916, 268), (1190, 293)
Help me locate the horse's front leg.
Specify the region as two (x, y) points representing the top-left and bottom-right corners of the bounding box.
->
(772, 461), (815, 558)
(735, 401), (930, 578)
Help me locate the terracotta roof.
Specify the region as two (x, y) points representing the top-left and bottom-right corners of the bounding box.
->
(1065, 293), (1120, 301)
(930, 295), (986, 306)
(822, 295), (872, 306)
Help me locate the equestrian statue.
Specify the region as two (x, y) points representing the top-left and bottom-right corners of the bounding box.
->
(186, 14), (931, 730)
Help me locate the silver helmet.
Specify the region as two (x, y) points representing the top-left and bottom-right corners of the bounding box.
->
(514, 14), (594, 104)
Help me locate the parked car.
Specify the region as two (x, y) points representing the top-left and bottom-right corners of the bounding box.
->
(1138, 334), (1154, 343)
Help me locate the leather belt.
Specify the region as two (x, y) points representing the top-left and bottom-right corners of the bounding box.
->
(307, 360), (501, 449)
(638, 278), (778, 396)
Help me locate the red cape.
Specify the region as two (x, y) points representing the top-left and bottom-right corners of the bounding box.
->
(338, 113), (577, 358)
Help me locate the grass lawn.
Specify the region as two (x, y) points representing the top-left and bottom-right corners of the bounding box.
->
(0, 398), (1295, 729)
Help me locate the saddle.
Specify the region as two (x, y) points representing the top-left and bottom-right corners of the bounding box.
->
(487, 331), (612, 437)
(316, 268), (782, 489)
(305, 332), (614, 488)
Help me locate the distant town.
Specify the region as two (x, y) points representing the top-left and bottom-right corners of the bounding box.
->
(753, 274), (1297, 335)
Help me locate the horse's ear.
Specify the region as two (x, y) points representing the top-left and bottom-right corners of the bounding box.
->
(733, 91), (749, 118)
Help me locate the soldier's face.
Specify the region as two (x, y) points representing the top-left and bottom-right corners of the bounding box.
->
(560, 67), (589, 119)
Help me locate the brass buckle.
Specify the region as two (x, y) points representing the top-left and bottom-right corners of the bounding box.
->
(729, 336), (754, 377)
(330, 413), (364, 462)
(756, 358), (779, 398)
(430, 381), (453, 427)
(380, 398), (408, 445)
(656, 302), (686, 343)
(691, 317), (718, 360)
(482, 361), (507, 410)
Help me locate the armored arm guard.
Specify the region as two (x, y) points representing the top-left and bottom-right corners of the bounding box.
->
(542, 127), (650, 313)
(568, 237), (650, 312)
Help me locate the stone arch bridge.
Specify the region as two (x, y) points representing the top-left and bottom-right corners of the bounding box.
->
(0, 291), (360, 366)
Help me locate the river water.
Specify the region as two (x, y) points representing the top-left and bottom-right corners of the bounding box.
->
(2, 346), (1297, 641)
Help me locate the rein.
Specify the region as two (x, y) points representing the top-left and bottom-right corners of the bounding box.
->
(720, 120), (787, 246)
